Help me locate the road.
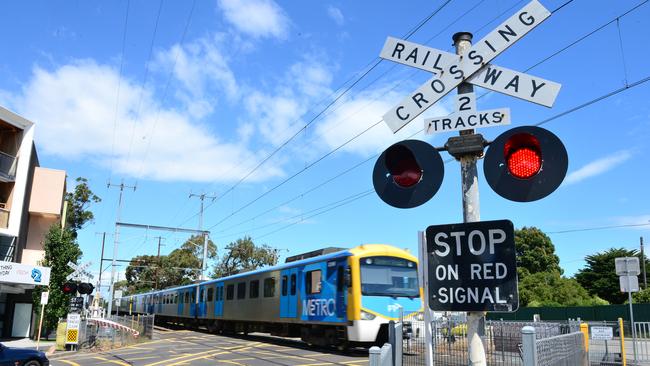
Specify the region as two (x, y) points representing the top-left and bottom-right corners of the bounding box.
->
(48, 328), (369, 366)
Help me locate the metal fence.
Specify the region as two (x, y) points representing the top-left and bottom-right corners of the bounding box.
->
(400, 312), (582, 366)
(523, 326), (588, 366)
(370, 343), (394, 366)
(76, 314), (155, 350)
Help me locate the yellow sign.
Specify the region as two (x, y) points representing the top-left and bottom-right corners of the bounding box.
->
(66, 329), (79, 344)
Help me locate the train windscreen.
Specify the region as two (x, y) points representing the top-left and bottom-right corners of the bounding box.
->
(360, 256), (419, 298)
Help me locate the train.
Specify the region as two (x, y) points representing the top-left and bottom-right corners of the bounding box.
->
(121, 244), (422, 347)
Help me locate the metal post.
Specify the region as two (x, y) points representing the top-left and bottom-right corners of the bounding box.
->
(626, 259), (638, 363)
(521, 326), (538, 366)
(36, 302), (45, 350)
(418, 231), (434, 366)
(641, 237), (647, 289)
(369, 346), (381, 366)
(107, 181), (136, 317)
(453, 31), (486, 366)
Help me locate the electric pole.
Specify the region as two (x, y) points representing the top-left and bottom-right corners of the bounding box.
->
(97, 232), (107, 294)
(155, 236), (165, 290)
(642, 236), (647, 289)
(190, 193), (216, 280)
(107, 180), (136, 317)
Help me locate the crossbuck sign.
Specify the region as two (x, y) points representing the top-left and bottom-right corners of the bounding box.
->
(380, 0), (561, 133)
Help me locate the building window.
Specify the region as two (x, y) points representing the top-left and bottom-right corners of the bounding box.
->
(250, 280), (259, 298)
(237, 282), (246, 299)
(264, 277), (275, 298)
(306, 270), (322, 294)
(226, 284), (234, 300)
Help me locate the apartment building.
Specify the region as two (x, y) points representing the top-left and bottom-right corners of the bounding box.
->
(0, 106), (66, 338)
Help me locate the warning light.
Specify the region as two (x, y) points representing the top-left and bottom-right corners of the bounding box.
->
(373, 140), (444, 209)
(62, 282), (78, 294)
(484, 126), (567, 202)
(504, 133), (542, 179)
(78, 283), (95, 295)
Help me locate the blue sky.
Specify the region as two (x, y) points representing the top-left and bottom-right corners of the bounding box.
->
(0, 0), (648, 289)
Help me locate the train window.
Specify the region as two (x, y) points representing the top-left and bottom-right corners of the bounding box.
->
(207, 288), (214, 302)
(237, 282), (246, 299)
(174, 294), (178, 304)
(184, 292), (189, 304)
(264, 277), (275, 297)
(226, 284), (234, 300)
(250, 280), (259, 298)
(306, 270), (322, 294)
(191, 291), (196, 303)
(337, 266), (344, 292)
(200, 289), (205, 302)
(281, 276), (288, 296)
(290, 274), (297, 296)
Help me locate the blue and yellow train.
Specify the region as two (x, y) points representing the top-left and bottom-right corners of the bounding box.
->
(122, 244), (421, 347)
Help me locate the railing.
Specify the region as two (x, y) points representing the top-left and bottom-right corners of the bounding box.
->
(0, 151), (17, 181)
(522, 326), (588, 366)
(74, 314), (155, 350)
(0, 238), (15, 261)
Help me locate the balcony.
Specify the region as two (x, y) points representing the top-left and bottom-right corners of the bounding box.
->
(0, 151), (16, 182)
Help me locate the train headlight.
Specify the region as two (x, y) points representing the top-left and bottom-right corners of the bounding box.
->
(360, 310), (376, 320)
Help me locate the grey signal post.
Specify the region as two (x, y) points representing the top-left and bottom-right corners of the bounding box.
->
(453, 31), (487, 366)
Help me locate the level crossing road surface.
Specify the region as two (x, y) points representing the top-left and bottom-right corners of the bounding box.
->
(48, 328), (369, 366)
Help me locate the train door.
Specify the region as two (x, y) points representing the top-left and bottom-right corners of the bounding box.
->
(177, 289), (184, 316)
(190, 287), (197, 317)
(215, 283), (224, 317)
(198, 286), (207, 318)
(280, 267), (299, 318)
(157, 293), (163, 313)
(329, 261), (346, 319)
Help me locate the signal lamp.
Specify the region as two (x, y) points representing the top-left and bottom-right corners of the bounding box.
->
(78, 283), (95, 295)
(484, 126), (567, 202)
(62, 282), (78, 294)
(373, 140), (444, 209)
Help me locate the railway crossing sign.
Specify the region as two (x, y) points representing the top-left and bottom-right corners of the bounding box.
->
(380, 0), (561, 133)
(424, 92), (511, 134)
(426, 220), (518, 312)
(66, 261), (93, 281)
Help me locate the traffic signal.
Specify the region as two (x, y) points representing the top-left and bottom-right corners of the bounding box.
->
(483, 126), (568, 202)
(62, 282), (77, 294)
(78, 283), (95, 295)
(373, 139), (444, 208)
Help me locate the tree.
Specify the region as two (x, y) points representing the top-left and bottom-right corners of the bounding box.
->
(633, 288), (650, 303)
(65, 177), (101, 234)
(211, 236), (279, 278)
(122, 235), (216, 293)
(575, 248), (648, 304)
(519, 271), (608, 307)
(32, 226), (82, 331)
(515, 227), (562, 278)
(32, 177), (99, 333)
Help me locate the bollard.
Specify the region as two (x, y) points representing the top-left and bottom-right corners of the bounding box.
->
(521, 326), (537, 366)
(369, 346), (381, 366)
(580, 322), (589, 353)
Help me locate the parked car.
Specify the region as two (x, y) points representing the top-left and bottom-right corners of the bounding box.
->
(0, 343), (49, 366)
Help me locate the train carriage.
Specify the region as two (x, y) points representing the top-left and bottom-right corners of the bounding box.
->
(122, 244), (422, 347)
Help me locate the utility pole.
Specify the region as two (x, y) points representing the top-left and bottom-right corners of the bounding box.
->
(155, 236), (165, 290)
(97, 232), (106, 294)
(642, 237), (647, 289)
(189, 193), (216, 280)
(107, 180), (136, 317)
(454, 32), (486, 366)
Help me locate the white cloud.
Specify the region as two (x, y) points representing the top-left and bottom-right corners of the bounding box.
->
(8, 60), (283, 183)
(217, 0), (290, 39)
(565, 150), (633, 185)
(315, 86), (450, 157)
(327, 6), (344, 26)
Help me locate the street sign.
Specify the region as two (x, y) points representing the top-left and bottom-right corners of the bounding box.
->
(591, 326), (614, 340)
(382, 0), (552, 133)
(40, 291), (49, 305)
(65, 313), (81, 345)
(616, 257), (640, 276)
(426, 219), (518, 312)
(425, 108), (510, 134)
(69, 296), (84, 313)
(620, 275), (640, 293)
(66, 261), (94, 281)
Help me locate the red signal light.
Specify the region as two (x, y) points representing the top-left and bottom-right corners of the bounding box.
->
(386, 145), (423, 188)
(62, 282), (77, 294)
(504, 133), (542, 179)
